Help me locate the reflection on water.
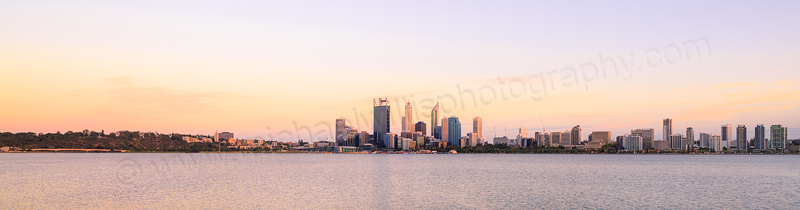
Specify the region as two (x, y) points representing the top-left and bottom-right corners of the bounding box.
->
(1, 153), (799, 209)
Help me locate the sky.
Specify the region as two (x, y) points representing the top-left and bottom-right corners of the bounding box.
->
(1, 0), (799, 142)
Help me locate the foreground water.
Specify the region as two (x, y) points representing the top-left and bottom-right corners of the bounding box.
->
(1, 153), (799, 209)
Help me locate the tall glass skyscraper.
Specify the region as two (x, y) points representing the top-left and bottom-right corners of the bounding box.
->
(686, 127), (694, 150)
(721, 124), (733, 148)
(373, 98), (390, 148)
(755, 124), (766, 150)
(447, 116), (461, 147)
(402, 100), (413, 132)
(737, 125), (747, 152)
(663, 118), (672, 141)
(430, 101), (439, 137)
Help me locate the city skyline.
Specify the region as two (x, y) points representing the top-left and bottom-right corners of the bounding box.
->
(344, 96), (793, 146)
(1, 1), (799, 141)
(3, 1), (800, 210)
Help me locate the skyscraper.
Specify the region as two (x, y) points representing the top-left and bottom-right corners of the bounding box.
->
(710, 134), (722, 152)
(402, 100), (413, 132)
(632, 128), (655, 150)
(686, 127), (694, 151)
(551, 131), (561, 146)
(433, 126), (442, 140)
(414, 121), (427, 136)
(721, 124), (733, 148)
(755, 124), (766, 150)
(737, 125), (747, 152)
(571, 125), (582, 145)
(518, 126), (528, 140)
(384, 133), (396, 149)
(467, 132), (479, 147)
(441, 118), (449, 142)
(447, 117), (461, 147)
(560, 131), (572, 146)
(430, 101), (439, 138)
(699, 133), (710, 148)
(663, 118), (672, 141)
(771, 125), (788, 151)
(373, 98), (390, 148)
(473, 117), (482, 138)
(336, 119), (346, 139)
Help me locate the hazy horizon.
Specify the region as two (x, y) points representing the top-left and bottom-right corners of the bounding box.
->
(2, 1), (799, 141)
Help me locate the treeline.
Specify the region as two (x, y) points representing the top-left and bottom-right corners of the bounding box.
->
(430, 143), (703, 154)
(432, 144), (614, 154)
(0, 130), (220, 152)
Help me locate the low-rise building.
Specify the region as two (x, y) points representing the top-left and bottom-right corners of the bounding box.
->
(493, 136), (509, 145)
(653, 140), (669, 150)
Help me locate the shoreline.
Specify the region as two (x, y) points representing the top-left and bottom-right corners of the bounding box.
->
(2, 151), (796, 155)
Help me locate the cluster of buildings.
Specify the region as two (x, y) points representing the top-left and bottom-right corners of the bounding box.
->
(636, 119), (792, 153)
(329, 98), (794, 153)
(333, 98), (487, 151)
(182, 131), (293, 150)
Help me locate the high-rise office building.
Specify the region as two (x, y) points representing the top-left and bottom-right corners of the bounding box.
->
(623, 135), (643, 151)
(430, 101), (439, 138)
(551, 132), (561, 146)
(373, 98), (390, 148)
(441, 118), (449, 142)
(433, 126), (442, 140)
(669, 134), (684, 150)
(467, 132), (479, 147)
(721, 124), (733, 149)
(541, 133), (551, 147)
(358, 131), (369, 146)
(736, 125), (747, 152)
(384, 133), (396, 149)
(560, 131), (572, 146)
(473, 117), (483, 138)
(686, 127), (694, 151)
(755, 124), (766, 150)
(336, 118), (347, 139)
(631, 129), (642, 137)
(591, 131), (612, 144)
(402, 100), (413, 132)
(699, 133), (711, 148)
(414, 121), (426, 136)
(632, 128), (655, 150)
(447, 117), (461, 147)
(710, 134), (722, 152)
(518, 126), (528, 140)
(771, 125), (788, 150)
(663, 118), (672, 142)
(571, 125), (582, 145)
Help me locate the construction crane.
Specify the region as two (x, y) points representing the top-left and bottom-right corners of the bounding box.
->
(540, 116), (546, 133)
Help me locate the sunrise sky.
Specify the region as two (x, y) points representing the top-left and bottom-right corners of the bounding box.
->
(2, 1), (799, 141)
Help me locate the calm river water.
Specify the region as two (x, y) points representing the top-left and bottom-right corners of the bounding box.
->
(1, 153), (799, 209)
